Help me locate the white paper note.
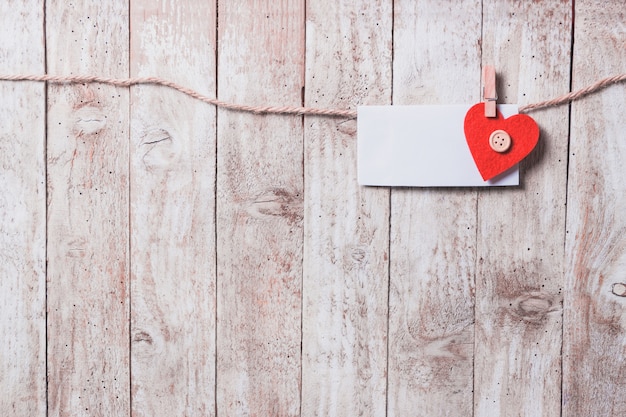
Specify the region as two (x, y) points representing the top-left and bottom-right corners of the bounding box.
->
(357, 104), (519, 187)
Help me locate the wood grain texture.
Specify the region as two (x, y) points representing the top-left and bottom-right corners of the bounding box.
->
(387, 2), (481, 416)
(474, 2), (572, 416)
(563, 1), (626, 415)
(216, 1), (304, 416)
(301, 1), (391, 416)
(0, 1), (46, 416)
(5, 2), (626, 415)
(129, 1), (217, 416)
(46, 1), (130, 415)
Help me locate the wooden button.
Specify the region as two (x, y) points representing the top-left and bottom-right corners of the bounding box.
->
(489, 130), (512, 153)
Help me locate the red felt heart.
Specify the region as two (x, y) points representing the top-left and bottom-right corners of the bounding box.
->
(464, 103), (539, 181)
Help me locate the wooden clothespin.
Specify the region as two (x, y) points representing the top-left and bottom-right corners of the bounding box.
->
(482, 65), (497, 118)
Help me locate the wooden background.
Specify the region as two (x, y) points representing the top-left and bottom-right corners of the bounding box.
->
(1, 0), (625, 416)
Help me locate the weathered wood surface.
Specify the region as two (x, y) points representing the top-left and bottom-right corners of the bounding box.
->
(129, 1), (217, 416)
(302, 1), (391, 416)
(0, 1), (46, 416)
(216, 1), (304, 415)
(564, 1), (626, 416)
(46, 1), (130, 416)
(2, 1), (626, 416)
(388, 1), (480, 416)
(475, 2), (572, 416)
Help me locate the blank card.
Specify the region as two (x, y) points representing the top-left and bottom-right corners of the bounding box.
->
(357, 105), (519, 187)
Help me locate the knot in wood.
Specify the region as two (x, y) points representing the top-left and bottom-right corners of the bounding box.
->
(611, 283), (626, 297)
(141, 128), (178, 170)
(74, 106), (107, 136)
(246, 188), (303, 224)
(511, 292), (559, 323)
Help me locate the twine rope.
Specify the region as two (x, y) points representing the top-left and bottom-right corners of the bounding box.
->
(1, 73), (626, 117)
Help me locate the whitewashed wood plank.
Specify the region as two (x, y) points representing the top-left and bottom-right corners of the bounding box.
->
(216, 1), (304, 416)
(0, 1), (46, 416)
(475, 2), (572, 416)
(388, 1), (481, 416)
(129, 1), (217, 416)
(563, 1), (626, 415)
(301, 1), (391, 416)
(46, 1), (130, 415)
